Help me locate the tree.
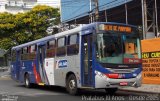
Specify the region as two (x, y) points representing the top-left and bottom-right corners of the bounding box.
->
(0, 12), (16, 50)
(23, 5), (60, 41)
(0, 12), (15, 38)
(0, 38), (15, 50)
(0, 5), (60, 50)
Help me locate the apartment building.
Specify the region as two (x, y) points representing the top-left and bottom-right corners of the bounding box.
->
(0, 0), (59, 14)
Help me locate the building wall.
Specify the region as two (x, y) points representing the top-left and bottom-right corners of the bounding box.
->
(60, 0), (133, 23)
(0, 0), (6, 13)
(141, 38), (160, 84)
(38, 0), (59, 8)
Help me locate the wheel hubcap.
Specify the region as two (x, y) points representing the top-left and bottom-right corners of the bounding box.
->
(69, 80), (75, 90)
(26, 78), (29, 86)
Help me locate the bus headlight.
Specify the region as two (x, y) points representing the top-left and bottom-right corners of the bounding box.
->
(133, 73), (137, 77)
(95, 70), (108, 79)
(136, 72), (142, 79)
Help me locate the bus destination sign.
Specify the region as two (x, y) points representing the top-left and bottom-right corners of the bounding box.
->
(99, 24), (132, 33)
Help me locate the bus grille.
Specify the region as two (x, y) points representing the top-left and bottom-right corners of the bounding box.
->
(107, 68), (138, 73)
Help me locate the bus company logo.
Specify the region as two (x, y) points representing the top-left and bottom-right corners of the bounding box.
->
(118, 65), (128, 68)
(84, 29), (91, 34)
(58, 60), (67, 68)
(118, 74), (125, 78)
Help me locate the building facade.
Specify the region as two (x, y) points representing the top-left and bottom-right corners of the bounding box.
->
(60, 0), (160, 39)
(60, 0), (133, 23)
(0, 0), (59, 14)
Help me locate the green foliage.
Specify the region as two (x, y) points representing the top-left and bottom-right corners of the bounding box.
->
(24, 5), (60, 40)
(0, 38), (15, 50)
(0, 5), (60, 50)
(12, 31), (31, 44)
(0, 12), (15, 38)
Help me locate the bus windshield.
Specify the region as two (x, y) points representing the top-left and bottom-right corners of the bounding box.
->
(96, 32), (141, 64)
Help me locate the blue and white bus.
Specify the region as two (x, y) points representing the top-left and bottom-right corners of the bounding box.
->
(11, 22), (142, 95)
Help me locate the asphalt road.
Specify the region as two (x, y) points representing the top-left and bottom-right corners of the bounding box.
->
(0, 79), (159, 101)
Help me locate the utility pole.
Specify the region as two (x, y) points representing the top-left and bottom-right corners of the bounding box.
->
(142, 0), (147, 39)
(92, 0), (99, 22)
(125, 0), (128, 24)
(89, 0), (93, 23)
(154, 0), (159, 37)
(105, 9), (108, 22)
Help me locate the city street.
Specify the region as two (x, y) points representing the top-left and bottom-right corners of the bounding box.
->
(0, 78), (159, 101)
(0, 0), (160, 101)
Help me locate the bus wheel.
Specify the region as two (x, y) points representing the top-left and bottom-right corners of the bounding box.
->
(24, 74), (31, 88)
(66, 74), (78, 95)
(105, 88), (118, 95)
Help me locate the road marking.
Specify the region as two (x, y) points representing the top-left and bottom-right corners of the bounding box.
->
(0, 91), (8, 95)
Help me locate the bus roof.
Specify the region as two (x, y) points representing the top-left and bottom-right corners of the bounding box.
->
(12, 25), (83, 50)
(12, 22), (137, 50)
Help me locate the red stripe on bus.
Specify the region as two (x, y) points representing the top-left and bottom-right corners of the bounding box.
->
(33, 64), (42, 83)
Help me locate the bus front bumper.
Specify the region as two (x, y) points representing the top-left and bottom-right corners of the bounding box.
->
(95, 71), (142, 88)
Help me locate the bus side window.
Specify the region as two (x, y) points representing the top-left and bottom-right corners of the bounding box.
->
(67, 34), (79, 55)
(21, 47), (28, 60)
(23, 47), (28, 54)
(28, 45), (36, 60)
(56, 37), (66, 56)
(47, 40), (56, 49)
(46, 40), (56, 57)
(30, 45), (36, 53)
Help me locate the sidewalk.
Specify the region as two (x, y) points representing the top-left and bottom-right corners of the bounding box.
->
(0, 77), (11, 80)
(0, 69), (10, 80)
(120, 84), (160, 94)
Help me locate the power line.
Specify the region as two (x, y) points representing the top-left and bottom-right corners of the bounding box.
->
(62, 0), (142, 23)
(62, 0), (120, 23)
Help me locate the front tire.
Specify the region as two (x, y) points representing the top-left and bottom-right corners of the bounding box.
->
(24, 74), (32, 88)
(66, 74), (78, 95)
(105, 88), (118, 95)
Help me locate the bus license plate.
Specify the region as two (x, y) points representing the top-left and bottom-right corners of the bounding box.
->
(120, 82), (128, 86)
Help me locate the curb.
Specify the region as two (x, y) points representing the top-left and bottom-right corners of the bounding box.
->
(0, 77), (11, 80)
(119, 88), (160, 94)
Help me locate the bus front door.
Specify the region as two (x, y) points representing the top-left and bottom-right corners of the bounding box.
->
(81, 34), (93, 87)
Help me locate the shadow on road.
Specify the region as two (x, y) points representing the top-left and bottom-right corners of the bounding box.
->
(14, 84), (120, 96)
(14, 84), (68, 94)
